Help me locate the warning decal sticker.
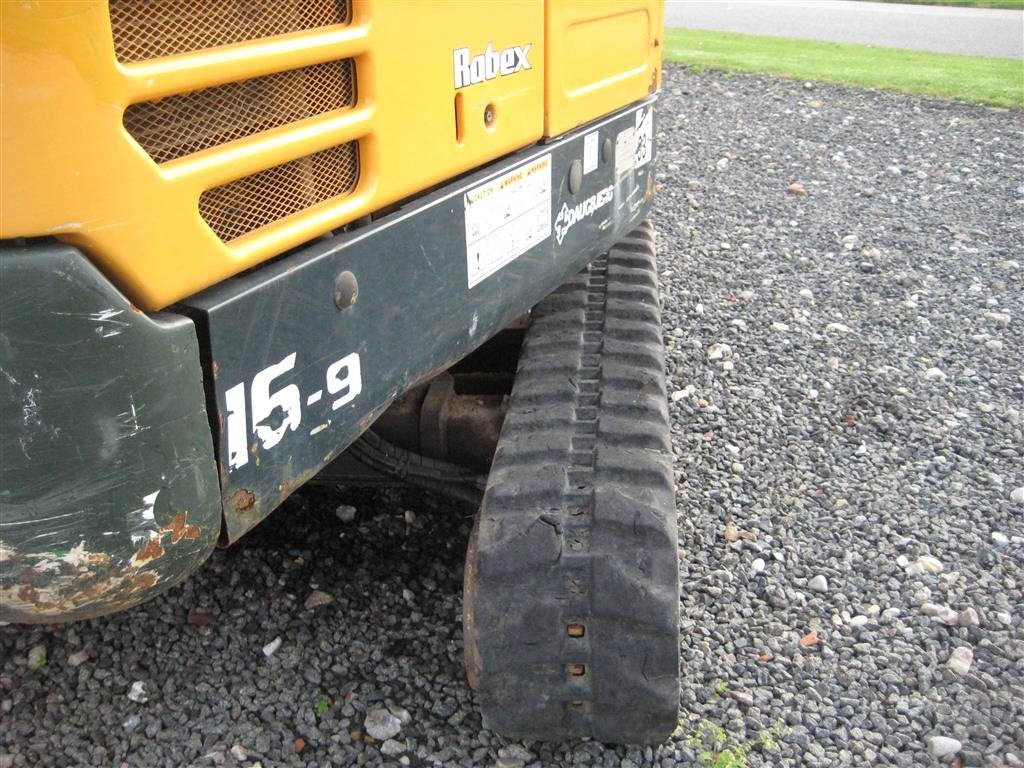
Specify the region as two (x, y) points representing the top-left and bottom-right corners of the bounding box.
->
(464, 155), (552, 288)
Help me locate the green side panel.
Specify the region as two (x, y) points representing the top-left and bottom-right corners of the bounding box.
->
(185, 99), (657, 544)
(0, 243), (221, 623)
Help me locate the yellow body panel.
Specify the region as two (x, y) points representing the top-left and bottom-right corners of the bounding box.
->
(544, 0), (662, 136)
(0, 1), (544, 310)
(1, 1), (662, 310)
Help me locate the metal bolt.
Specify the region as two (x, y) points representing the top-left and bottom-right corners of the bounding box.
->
(568, 159), (583, 194)
(484, 104), (496, 127)
(333, 270), (358, 311)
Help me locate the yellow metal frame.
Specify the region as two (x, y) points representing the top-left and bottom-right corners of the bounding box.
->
(1, 1), (662, 310)
(545, 0), (663, 137)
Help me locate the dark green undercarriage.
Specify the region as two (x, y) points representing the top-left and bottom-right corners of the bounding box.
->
(0, 98), (657, 624)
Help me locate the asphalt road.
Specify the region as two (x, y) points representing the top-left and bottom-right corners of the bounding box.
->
(665, 0), (1024, 59)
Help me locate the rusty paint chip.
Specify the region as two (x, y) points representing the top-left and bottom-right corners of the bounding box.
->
(133, 538), (165, 564)
(162, 512), (201, 544)
(230, 488), (256, 512)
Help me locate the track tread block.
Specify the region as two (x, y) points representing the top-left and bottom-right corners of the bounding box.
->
(464, 222), (680, 744)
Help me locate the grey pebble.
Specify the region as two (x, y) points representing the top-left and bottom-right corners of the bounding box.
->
(364, 708), (402, 741)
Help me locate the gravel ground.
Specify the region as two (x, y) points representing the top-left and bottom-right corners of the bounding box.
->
(2, 66), (1023, 768)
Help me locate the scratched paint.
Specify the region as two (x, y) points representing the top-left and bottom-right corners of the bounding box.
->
(0, 508), (209, 620)
(1, 244), (222, 623)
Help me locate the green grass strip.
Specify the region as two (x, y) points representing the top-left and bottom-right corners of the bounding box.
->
(664, 29), (1024, 108)
(863, 0), (1023, 9)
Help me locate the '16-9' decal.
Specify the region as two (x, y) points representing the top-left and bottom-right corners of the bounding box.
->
(223, 352), (362, 471)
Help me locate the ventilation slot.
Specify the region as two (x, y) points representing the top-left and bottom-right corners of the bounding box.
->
(124, 60), (356, 164)
(109, 0), (351, 63)
(199, 143), (359, 242)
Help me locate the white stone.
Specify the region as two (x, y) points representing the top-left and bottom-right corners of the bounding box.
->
(991, 532), (1010, 546)
(67, 650), (88, 667)
(499, 745), (535, 762)
(799, 288), (813, 300)
(808, 575), (829, 593)
(917, 555), (943, 574)
(849, 615), (869, 628)
(707, 343), (732, 361)
(388, 704), (412, 724)
(127, 681), (148, 703)
(928, 736), (962, 758)
(262, 637), (282, 657)
(825, 322), (853, 334)
(958, 607), (981, 627)
(230, 745), (248, 761)
(335, 504), (357, 522)
(364, 708), (403, 741)
(751, 558), (766, 575)
(771, 321), (790, 332)
(381, 739), (405, 756)
(921, 602), (959, 625)
(1010, 486), (1024, 504)
(304, 590), (334, 609)
(947, 646), (973, 676)
(924, 367), (946, 380)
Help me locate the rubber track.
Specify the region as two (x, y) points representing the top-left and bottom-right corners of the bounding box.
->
(464, 222), (680, 743)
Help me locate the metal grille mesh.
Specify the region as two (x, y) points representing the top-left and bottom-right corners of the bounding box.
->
(109, 0), (351, 62)
(199, 143), (359, 242)
(123, 60), (356, 164)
